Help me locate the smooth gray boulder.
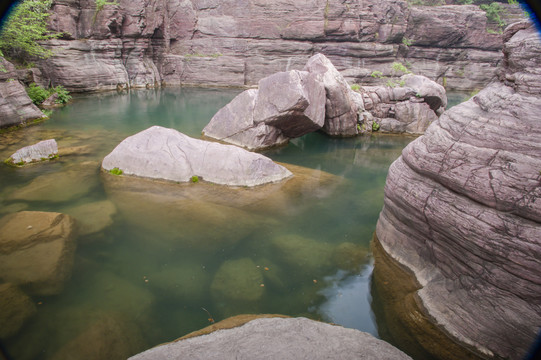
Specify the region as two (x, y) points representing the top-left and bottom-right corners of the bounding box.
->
(102, 126), (292, 186)
(6, 139), (58, 166)
(129, 317), (413, 360)
(375, 22), (541, 359)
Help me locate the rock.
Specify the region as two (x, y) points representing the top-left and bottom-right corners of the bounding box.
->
(6, 139), (58, 166)
(41, 93), (62, 108)
(33, 1), (519, 93)
(51, 313), (147, 360)
(303, 53), (359, 136)
(62, 200), (116, 237)
(0, 57), (46, 128)
(0, 283), (37, 339)
(102, 126), (292, 186)
(253, 70), (325, 138)
(401, 74), (447, 113)
(8, 163), (100, 203)
(0, 211), (77, 295)
(203, 69), (325, 150)
(129, 317), (413, 360)
(148, 262), (210, 303)
(375, 23), (541, 360)
(271, 234), (333, 273)
(210, 258), (264, 302)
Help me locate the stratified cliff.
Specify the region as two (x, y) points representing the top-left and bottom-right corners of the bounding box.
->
(375, 21), (541, 360)
(32, 0), (523, 92)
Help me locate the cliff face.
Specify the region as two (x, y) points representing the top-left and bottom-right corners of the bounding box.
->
(34, 0), (523, 92)
(375, 21), (541, 360)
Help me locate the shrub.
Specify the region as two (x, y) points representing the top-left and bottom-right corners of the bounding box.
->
(480, 2), (506, 29)
(109, 167), (123, 175)
(372, 122), (380, 131)
(391, 62), (411, 75)
(54, 85), (72, 104)
(350, 84), (360, 91)
(26, 83), (50, 105)
(370, 70), (384, 79)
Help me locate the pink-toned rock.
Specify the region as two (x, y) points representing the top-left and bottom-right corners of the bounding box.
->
(375, 23), (541, 360)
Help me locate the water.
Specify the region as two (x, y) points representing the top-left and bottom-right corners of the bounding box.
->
(0, 88), (421, 359)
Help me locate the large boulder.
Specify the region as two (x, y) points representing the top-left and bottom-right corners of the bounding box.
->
(210, 258), (264, 302)
(0, 211), (77, 295)
(303, 53), (360, 136)
(202, 69), (325, 150)
(102, 126), (292, 186)
(129, 316), (412, 360)
(375, 22), (541, 360)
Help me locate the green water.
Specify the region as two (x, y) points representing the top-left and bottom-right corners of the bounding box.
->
(0, 88), (416, 359)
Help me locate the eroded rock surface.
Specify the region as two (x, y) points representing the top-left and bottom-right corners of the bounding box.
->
(129, 317), (412, 360)
(0, 283), (37, 339)
(33, 1), (525, 92)
(102, 126), (292, 186)
(375, 22), (541, 359)
(0, 211), (77, 295)
(0, 58), (46, 128)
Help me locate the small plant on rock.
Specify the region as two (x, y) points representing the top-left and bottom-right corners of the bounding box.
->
(370, 70), (384, 79)
(109, 167), (123, 175)
(191, 175), (199, 183)
(372, 122), (380, 131)
(350, 84), (360, 92)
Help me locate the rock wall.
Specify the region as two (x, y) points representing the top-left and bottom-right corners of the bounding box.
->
(0, 58), (46, 128)
(32, 0), (525, 92)
(375, 21), (541, 360)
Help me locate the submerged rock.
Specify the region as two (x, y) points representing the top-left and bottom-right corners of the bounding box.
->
(271, 234), (333, 273)
(0, 211), (77, 295)
(375, 22), (541, 359)
(210, 258), (264, 302)
(102, 126), (292, 186)
(6, 139), (58, 166)
(129, 316), (412, 360)
(61, 200), (117, 237)
(0, 283), (37, 339)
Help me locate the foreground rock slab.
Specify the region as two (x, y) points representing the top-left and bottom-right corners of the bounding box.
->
(102, 126), (292, 186)
(375, 22), (541, 360)
(6, 139), (58, 166)
(0, 211), (77, 295)
(129, 317), (412, 360)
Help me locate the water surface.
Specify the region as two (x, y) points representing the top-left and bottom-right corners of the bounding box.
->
(0, 88), (417, 359)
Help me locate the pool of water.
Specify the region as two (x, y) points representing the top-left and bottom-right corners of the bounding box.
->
(0, 87), (421, 359)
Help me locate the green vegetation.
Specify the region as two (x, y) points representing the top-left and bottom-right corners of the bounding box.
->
(191, 175), (199, 183)
(391, 62), (411, 75)
(402, 37), (413, 47)
(480, 2), (506, 30)
(372, 122), (380, 131)
(350, 84), (360, 91)
(0, 0), (60, 61)
(26, 83), (72, 106)
(109, 167), (123, 175)
(370, 70), (384, 79)
(96, 0), (118, 12)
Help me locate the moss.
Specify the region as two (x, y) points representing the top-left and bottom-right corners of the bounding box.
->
(109, 167), (123, 176)
(191, 175), (199, 183)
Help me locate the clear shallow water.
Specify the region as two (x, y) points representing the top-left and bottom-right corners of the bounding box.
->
(0, 88), (417, 359)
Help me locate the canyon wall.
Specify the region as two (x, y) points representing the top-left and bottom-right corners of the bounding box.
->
(34, 0), (524, 92)
(375, 21), (541, 360)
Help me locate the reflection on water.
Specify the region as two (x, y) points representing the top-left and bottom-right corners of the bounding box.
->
(0, 88), (414, 359)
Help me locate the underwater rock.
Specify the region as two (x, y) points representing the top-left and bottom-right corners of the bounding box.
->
(203, 69), (325, 150)
(210, 258), (264, 302)
(129, 317), (412, 360)
(375, 22), (541, 359)
(0, 283), (37, 339)
(8, 162), (100, 203)
(148, 262), (210, 304)
(51, 312), (147, 360)
(332, 242), (369, 271)
(271, 234), (334, 273)
(0, 211), (77, 295)
(62, 200), (117, 237)
(102, 126), (292, 186)
(6, 139), (58, 166)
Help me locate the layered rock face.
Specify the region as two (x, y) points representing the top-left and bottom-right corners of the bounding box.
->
(375, 22), (541, 360)
(34, 0), (523, 92)
(0, 58), (46, 128)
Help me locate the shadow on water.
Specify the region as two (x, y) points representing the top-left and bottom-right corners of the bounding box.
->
(0, 87), (430, 359)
